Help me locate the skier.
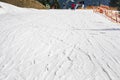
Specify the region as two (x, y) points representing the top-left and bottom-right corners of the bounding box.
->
(63, 3), (66, 9)
(71, 3), (76, 9)
(75, 3), (79, 9)
(81, 1), (84, 9)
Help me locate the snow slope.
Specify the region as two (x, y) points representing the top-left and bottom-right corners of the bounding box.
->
(0, 2), (120, 80)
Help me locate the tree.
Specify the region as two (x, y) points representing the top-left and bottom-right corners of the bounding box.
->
(37, 0), (60, 9)
(109, 0), (120, 11)
(51, 0), (60, 9)
(37, 0), (50, 8)
(118, 1), (120, 11)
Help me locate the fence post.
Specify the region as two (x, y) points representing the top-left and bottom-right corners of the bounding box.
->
(115, 12), (118, 23)
(111, 10), (113, 20)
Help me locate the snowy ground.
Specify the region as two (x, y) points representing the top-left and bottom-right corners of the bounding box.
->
(0, 2), (120, 80)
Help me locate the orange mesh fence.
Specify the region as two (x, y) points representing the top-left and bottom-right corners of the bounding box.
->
(93, 5), (120, 23)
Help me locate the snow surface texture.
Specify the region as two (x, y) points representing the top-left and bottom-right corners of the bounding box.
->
(0, 2), (120, 80)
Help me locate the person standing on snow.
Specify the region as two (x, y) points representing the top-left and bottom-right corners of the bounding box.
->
(71, 3), (76, 9)
(63, 3), (66, 9)
(82, 1), (84, 9)
(75, 2), (79, 9)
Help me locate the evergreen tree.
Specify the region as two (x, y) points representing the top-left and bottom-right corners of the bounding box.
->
(109, 0), (120, 11)
(118, 1), (120, 11)
(52, 0), (60, 9)
(37, 0), (60, 9)
(37, 0), (50, 8)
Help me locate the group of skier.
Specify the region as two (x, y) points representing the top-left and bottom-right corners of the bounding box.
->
(41, 0), (85, 9)
(70, 1), (84, 9)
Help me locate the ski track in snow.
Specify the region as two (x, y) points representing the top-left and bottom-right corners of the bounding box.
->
(0, 2), (120, 80)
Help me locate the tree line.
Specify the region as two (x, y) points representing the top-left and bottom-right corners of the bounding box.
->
(37, 0), (120, 10)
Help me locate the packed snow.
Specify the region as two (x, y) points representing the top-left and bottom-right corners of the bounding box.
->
(0, 2), (120, 80)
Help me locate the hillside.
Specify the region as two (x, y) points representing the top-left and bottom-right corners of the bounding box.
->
(0, 2), (120, 80)
(0, 0), (46, 9)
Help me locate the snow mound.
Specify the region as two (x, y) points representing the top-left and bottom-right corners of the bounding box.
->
(0, 7), (6, 14)
(0, 2), (28, 14)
